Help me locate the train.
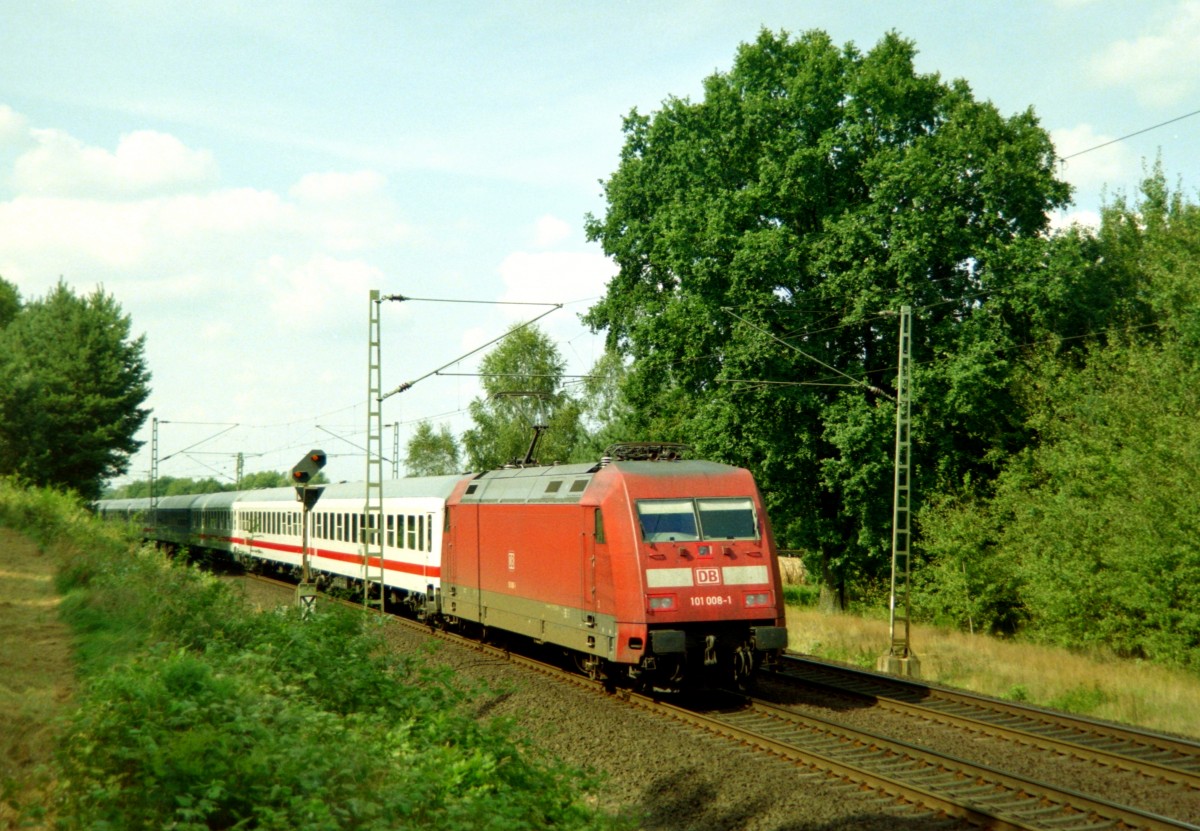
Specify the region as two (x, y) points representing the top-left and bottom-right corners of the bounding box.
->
(96, 443), (788, 690)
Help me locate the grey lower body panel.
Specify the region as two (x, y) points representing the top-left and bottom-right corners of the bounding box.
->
(443, 585), (618, 659)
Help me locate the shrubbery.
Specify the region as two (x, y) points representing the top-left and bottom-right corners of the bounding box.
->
(0, 479), (629, 830)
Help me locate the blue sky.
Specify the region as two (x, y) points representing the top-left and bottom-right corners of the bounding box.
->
(2, 1), (1197, 486)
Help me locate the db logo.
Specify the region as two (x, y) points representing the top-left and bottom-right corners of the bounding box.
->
(695, 567), (721, 585)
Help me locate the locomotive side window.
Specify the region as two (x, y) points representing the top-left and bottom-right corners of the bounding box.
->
(637, 499), (699, 542)
(594, 509), (606, 544)
(696, 498), (758, 540)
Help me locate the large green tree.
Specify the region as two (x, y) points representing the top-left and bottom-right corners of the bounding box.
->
(584, 29), (1076, 604)
(0, 279), (151, 500)
(462, 325), (584, 470)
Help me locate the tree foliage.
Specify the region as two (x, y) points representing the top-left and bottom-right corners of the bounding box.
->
(462, 325), (585, 470)
(0, 279), (150, 500)
(917, 168), (1200, 668)
(405, 422), (462, 476)
(584, 29), (1073, 600)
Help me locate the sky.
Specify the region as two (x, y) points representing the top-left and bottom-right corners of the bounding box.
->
(2, 1), (1198, 488)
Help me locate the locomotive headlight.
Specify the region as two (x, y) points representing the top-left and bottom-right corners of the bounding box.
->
(647, 594), (676, 611)
(744, 592), (772, 608)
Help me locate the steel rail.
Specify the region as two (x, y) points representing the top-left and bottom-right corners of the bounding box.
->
(778, 655), (1200, 788)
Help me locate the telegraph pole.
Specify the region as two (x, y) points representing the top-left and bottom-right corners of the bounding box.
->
(877, 305), (919, 677)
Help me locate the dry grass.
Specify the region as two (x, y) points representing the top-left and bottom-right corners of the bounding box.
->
(786, 606), (1200, 739)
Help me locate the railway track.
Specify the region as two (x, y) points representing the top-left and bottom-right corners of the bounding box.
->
(238, 574), (1199, 830)
(774, 655), (1200, 789)
(642, 694), (1198, 831)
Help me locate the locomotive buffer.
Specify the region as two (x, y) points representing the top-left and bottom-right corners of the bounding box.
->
(291, 450), (327, 617)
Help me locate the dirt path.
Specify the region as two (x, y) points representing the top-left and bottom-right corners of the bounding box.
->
(0, 528), (75, 827)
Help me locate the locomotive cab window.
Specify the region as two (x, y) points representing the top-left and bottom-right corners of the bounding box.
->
(696, 498), (758, 540)
(637, 498), (759, 542)
(637, 499), (699, 542)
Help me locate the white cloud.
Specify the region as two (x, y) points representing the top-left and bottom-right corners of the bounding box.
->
(1052, 123), (1137, 194)
(1049, 208), (1101, 232)
(259, 254), (383, 332)
(288, 169), (409, 252)
(1091, 1), (1200, 106)
(289, 170), (386, 202)
(532, 214), (572, 248)
(0, 104), (30, 148)
(14, 128), (218, 198)
(497, 250), (615, 309)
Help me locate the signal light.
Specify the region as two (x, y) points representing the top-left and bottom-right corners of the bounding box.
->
(291, 449), (327, 485)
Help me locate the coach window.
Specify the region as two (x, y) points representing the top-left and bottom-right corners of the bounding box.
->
(417, 516), (426, 551)
(387, 515), (395, 548)
(406, 515), (416, 549)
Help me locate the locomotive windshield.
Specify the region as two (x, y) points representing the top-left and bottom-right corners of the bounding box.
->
(696, 498), (758, 539)
(637, 497), (758, 542)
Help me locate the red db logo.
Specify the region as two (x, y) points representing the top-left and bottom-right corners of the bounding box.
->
(695, 567), (721, 585)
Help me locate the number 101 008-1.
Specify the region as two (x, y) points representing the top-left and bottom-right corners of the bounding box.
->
(690, 595), (733, 607)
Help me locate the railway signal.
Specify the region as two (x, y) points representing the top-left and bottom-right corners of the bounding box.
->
(291, 449), (327, 485)
(292, 449), (327, 618)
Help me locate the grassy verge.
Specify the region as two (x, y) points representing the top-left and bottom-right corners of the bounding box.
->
(786, 606), (1200, 738)
(0, 480), (631, 831)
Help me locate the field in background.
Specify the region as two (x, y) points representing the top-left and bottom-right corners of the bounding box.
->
(784, 606), (1200, 739)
